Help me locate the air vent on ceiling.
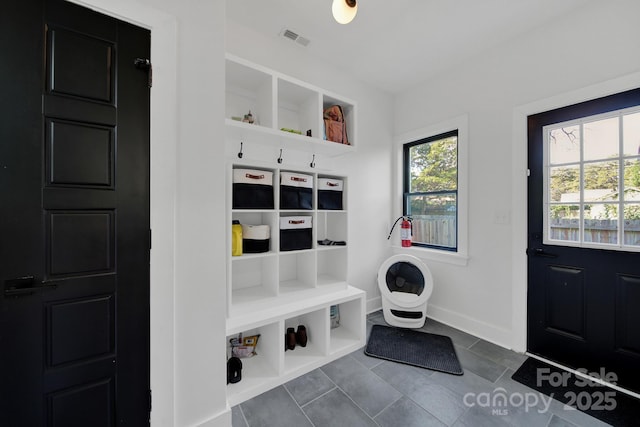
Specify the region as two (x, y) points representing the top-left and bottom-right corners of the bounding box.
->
(280, 28), (311, 47)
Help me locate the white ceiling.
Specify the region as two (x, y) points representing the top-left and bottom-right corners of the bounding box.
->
(226, 0), (592, 94)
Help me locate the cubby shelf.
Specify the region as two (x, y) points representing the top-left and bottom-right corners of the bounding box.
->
(225, 286), (365, 406)
(225, 54), (363, 407)
(225, 54), (356, 157)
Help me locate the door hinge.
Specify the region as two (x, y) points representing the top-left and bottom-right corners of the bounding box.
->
(149, 229), (152, 250)
(134, 58), (153, 88)
(527, 168), (531, 177)
(148, 389), (152, 414)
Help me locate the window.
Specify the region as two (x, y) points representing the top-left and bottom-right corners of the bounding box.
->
(403, 130), (458, 251)
(544, 106), (640, 251)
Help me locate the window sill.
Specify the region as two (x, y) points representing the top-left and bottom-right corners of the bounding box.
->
(391, 245), (469, 266)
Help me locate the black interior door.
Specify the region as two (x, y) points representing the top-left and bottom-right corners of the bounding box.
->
(0, 0), (150, 425)
(527, 88), (640, 393)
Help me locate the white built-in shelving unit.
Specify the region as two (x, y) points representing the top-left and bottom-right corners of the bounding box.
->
(224, 55), (364, 406)
(225, 54), (357, 156)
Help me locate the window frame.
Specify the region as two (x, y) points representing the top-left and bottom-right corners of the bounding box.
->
(394, 114), (469, 266)
(403, 129), (459, 251)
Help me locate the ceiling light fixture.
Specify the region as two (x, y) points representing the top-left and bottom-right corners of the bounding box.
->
(332, 0), (357, 24)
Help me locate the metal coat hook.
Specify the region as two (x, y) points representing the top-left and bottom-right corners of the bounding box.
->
(277, 149), (283, 164)
(310, 154), (316, 168)
(237, 141), (243, 159)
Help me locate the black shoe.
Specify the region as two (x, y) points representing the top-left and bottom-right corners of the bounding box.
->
(286, 327), (297, 350)
(296, 325), (307, 347)
(317, 239), (346, 246)
(227, 357), (242, 384)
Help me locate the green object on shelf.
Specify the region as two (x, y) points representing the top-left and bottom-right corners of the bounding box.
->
(280, 127), (302, 135)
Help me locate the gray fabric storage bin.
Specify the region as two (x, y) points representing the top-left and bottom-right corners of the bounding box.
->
(280, 216), (312, 251)
(318, 178), (343, 210)
(233, 168), (274, 209)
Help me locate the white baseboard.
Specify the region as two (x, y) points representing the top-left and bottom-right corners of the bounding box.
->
(366, 296), (382, 314)
(194, 407), (231, 427)
(426, 304), (515, 351)
(367, 298), (515, 351)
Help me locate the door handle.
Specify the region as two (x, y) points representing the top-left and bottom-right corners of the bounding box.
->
(4, 276), (57, 297)
(526, 248), (558, 258)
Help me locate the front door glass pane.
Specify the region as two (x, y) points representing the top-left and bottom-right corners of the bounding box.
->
(624, 203), (640, 246)
(583, 117), (618, 161)
(584, 204), (618, 244)
(624, 159), (640, 201)
(549, 204), (579, 242)
(549, 125), (580, 164)
(549, 165), (580, 202)
(583, 161), (619, 202)
(623, 112), (640, 156)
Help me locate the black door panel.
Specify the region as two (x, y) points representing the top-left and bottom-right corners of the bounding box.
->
(1, 0), (150, 425)
(47, 27), (116, 102)
(527, 88), (640, 393)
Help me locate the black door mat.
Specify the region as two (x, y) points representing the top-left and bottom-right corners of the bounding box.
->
(512, 357), (640, 427)
(364, 324), (463, 375)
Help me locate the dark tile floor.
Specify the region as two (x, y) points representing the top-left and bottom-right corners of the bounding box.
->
(232, 311), (611, 427)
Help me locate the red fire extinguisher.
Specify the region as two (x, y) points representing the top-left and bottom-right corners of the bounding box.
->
(400, 217), (412, 247)
(387, 216), (412, 247)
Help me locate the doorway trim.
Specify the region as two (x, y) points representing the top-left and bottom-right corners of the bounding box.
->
(66, 0), (178, 424)
(512, 71), (640, 354)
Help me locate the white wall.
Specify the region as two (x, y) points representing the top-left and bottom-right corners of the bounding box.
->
(394, 0), (640, 349)
(163, 1), (227, 425)
(69, 0), (229, 426)
(225, 19), (395, 312)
